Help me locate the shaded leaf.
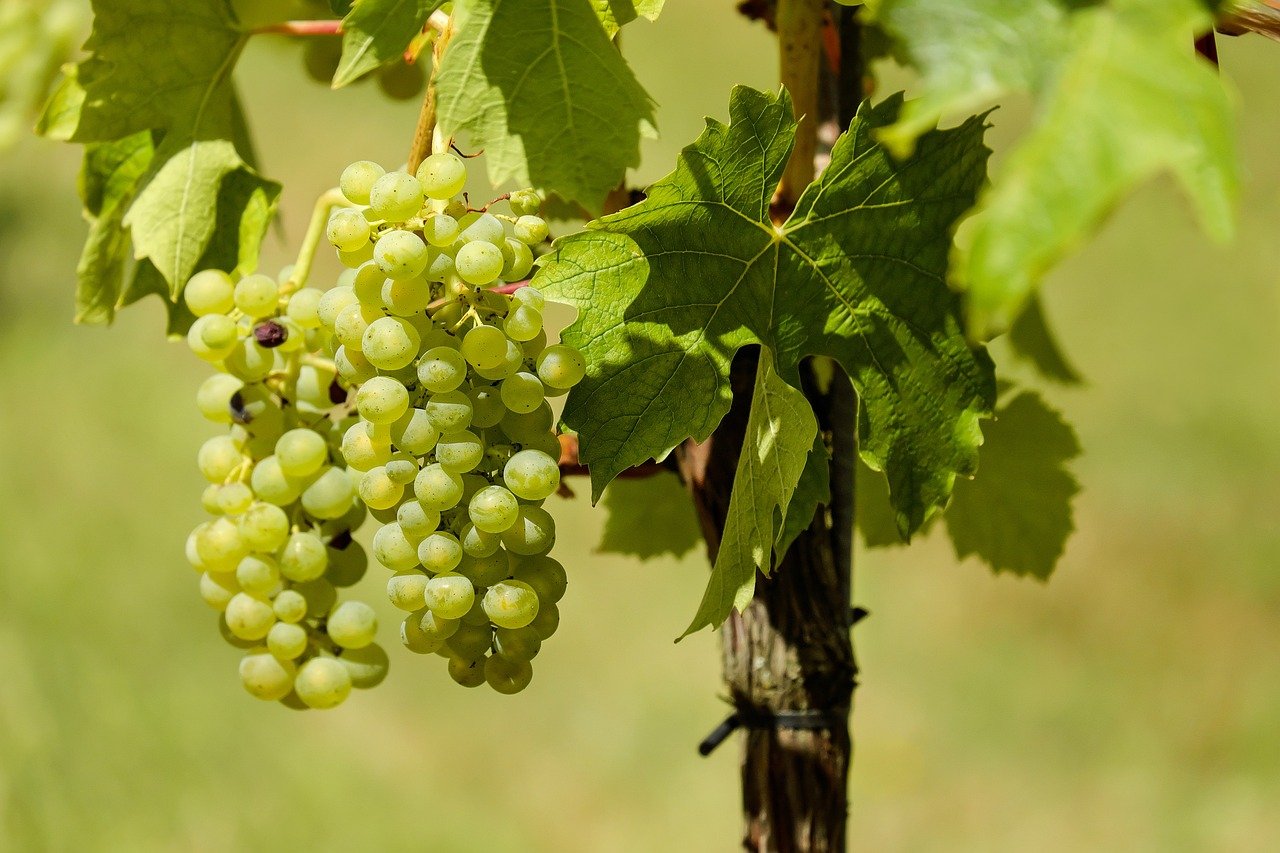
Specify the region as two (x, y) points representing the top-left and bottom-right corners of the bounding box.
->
(776, 434), (830, 558)
(597, 471), (701, 560)
(1006, 294), (1082, 385)
(592, 0), (665, 36)
(333, 0), (444, 88)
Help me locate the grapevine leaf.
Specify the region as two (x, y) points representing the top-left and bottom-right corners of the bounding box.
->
(121, 259), (197, 338)
(775, 435), (831, 558)
(593, 0), (665, 36)
(0, 0), (84, 150)
(333, 0), (444, 88)
(597, 472), (701, 560)
(681, 355), (818, 638)
(1006, 294), (1082, 385)
(944, 391), (1080, 579)
(75, 133), (155, 324)
(437, 0), (655, 213)
(538, 87), (996, 536)
(855, 458), (906, 548)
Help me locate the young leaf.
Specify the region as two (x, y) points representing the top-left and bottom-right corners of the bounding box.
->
(593, 0), (665, 36)
(681, 354), (818, 638)
(333, 0), (444, 88)
(943, 391), (1080, 579)
(597, 472), (701, 560)
(538, 87), (996, 536)
(436, 0), (655, 213)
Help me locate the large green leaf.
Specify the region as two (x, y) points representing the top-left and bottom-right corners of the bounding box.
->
(775, 434), (831, 557)
(681, 355), (818, 637)
(436, 0), (654, 213)
(944, 391), (1080, 579)
(592, 0), (665, 35)
(597, 472), (701, 560)
(538, 87), (995, 536)
(333, 0), (444, 88)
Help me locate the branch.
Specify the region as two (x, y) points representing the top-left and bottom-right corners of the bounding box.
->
(407, 14), (454, 173)
(557, 433), (667, 482)
(251, 20), (343, 36)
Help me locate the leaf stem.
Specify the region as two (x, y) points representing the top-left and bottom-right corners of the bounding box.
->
(408, 13), (455, 173)
(251, 19), (343, 36)
(283, 188), (349, 295)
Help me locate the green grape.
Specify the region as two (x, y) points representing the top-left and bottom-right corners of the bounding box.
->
(401, 612), (443, 654)
(503, 304), (542, 342)
(333, 345), (374, 386)
(267, 621), (309, 660)
(302, 467), (356, 519)
(218, 614), (258, 649)
(296, 578), (338, 618)
(458, 549), (510, 588)
(513, 215), (549, 245)
(418, 609), (458, 643)
(318, 286), (359, 332)
(201, 484), (224, 515)
(422, 213), (459, 247)
(500, 402), (555, 444)
(326, 541), (368, 587)
(512, 555), (567, 604)
(536, 345), (587, 390)
(502, 449), (560, 501)
(500, 505), (556, 556)
(396, 500), (441, 540)
(332, 302), (372, 350)
(473, 339), (523, 381)
(236, 554), (282, 597)
(484, 654), (533, 694)
(225, 592), (276, 640)
(188, 526), (210, 570)
(239, 502), (290, 552)
(426, 250), (456, 283)
(512, 285), (546, 312)
(387, 571), (429, 611)
(435, 430), (485, 474)
(447, 655), (487, 688)
(324, 208), (371, 254)
(294, 657), (352, 709)
(276, 428), (328, 477)
(198, 435), (243, 483)
(508, 189), (541, 217)
(338, 243), (376, 269)
(327, 600), (377, 649)
(369, 171), (424, 222)
(359, 465), (405, 511)
(240, 652), (297, 701)
(187, 314), (237, 361)
(413, 463), (463, 510)
(467, 385), (506, 429)
(424, 572), (476, 619)
(196, 516), (248, 570)
(185, 269), (236, 316)
(416, 152), (467, 200)
(499, 372), (545, 415)
(280, 531), (328, 582)
(457, 212), (503, 244)
(375, 229), (430, 280)
(295, 363), (337, 409)
(522, 430), (563, 460)
(468, 485), (520, 533)
(286, 287), (325, 329)
(388, 408), (438, 457)
(339, 643), (390, 689)
(502, 239), (535, 282)
(380, 276), (432, 316)
(446, 621), (493, 660)
(529, 601), (559, 639)
(355, 376), (410, 424)
(362, 316), (421, 370)
(371, 523), (420, 573)
(455, 241), (504, 285)
(273, 589), (308, 623)
(351, 261), (385, 305)
(224, 339), (276, 383)
(417, 346), (468, 393)
(425, 390), (473, 433)
(199, 571), (239, 611)
(461, 325), (507, 370)
(494, 625), (542, 662)
(340, 160), (385, 205)
(460, 522), (502, 558)
(384, 452), (418, 484)
(235, 273), (281, 318)
(342, 421), (392, 471)
(483, 580), (540, 629)
(418, 531), (463, 573)
(250, 456), (303, 506)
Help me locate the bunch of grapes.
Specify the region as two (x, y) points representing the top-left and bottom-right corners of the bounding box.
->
(324, 151), (581, 694)
(184, 264), (389, 710)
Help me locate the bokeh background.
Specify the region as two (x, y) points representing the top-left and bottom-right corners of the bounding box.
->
(2, 1), (1279, 850)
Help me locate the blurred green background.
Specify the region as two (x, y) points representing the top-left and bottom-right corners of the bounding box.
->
(2, 2), (1279, 850)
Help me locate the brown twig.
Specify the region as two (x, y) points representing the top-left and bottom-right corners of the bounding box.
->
(251, 19), (343, 36)
(407, 14), (454, 173)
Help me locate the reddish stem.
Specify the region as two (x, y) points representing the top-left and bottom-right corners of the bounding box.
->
(253, 20), (343, 36)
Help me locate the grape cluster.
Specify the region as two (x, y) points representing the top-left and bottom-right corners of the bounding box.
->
(325, 152), (580, 694)
(184, 265), (388, 710)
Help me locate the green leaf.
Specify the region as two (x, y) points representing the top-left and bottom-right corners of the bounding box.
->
(855, 458), (907, 548)
(75, 133), (155, 324)
(944, 391), (1080, 579)
(775, 434), (830, 558)
(333, 0), (443, 88)
(681, 354), (818, 637)
(538, 87), (995, 536)
(436, 0), (655, 213)
(593, 0), (665, 36)
(1006, 294), (1082, 385)
(121, 258), (197, 338)
(597, 471), (701, 560)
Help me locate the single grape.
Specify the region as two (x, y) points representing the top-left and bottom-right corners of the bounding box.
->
(197, 435), (243, 483)
(335, 344), (377, 386)
(236, 555), (282, 597)
(387, 408), (438, 457)
(362, 315), (421, 370)
(340, 160), (385, 205)
(374, 229), (430, 280)
(500, 402), (555, 444)
(273, 589), (308, 623)
(387, 571), (430, 611)
(359, 465), (405, 511)
(250, 456), (303, 506)
(447, 655), (487, 688)
(483, 580), (540, 629)
(417, 346), (468, 393)
(467, 385), (506, 429)
(502, 449), (561, 501)
(508, 189), (541, 217)
(338, 243), (376, 269)
(327, 600), (378, 649)
(494, 625), (542, 662)
(418, 531), (463, 573)
(455, 241), (504, 285)
(425, 390), (474, 433)
(484, 654), (533, 694)
(379, 56), (425, 99)
(199, 571), (239, 611)
(371, 522), (419, 573)
(468, 485), (520, 533)
(536, 344), (587, 390)
(339, 643), (390, 689)
(196, 516), (248, 571)
(276, 428), (328, 477)
(513, 215), (549, 245)
(500, 505), (556, 556)
(286, 287), (325, 329)
(460, 522), (502, 558)
(223, 339), (275, 383)
(396, 500), (441, 540)
(184, 269), (236, 317)
(225, 592), (276, 640)
(240, 652), (297, 701)
(294, 657), (352, 709)
(503, 304), (543, 342)
(280, 531), (328, 582)
(435, 430), (485, 474)
(424, 572), (476, 620)
(416, 152), (467, 200)
(500, 372), (545, 414)
(239, 502), (290, 552)
(512, 286), (546, 312)
(302, 467), (357, 520)
(341, 421), (392, 471)
(460, 325), (508, 370)
(473, 339), (523, 381)
(369, 171), (425, 222)
(401, 613), (444, 654)
(356, 376), (410, 425)
(512, 555), (568, 604)
(502, 239), (535, 282)
(457, 549), (510, 588)
(446, 621), (494, 661)
(414, 463), (464, 510)
(529, 601), (560, 639)
(187, 314), (237, 361)
(381, 276), (432, 316)
(384, 452), (419, 485)
(267, 621), (309, 660)
(422, 213), (459, 247)
(318, 286), (360, 332)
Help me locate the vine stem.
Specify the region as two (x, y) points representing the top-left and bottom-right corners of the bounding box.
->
(408, 13), (455, 173)
(251, 20), (342, 36)
(282, 188), (349, 295)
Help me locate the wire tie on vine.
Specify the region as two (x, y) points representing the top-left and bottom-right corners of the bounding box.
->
(697, 707), (846, 757)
